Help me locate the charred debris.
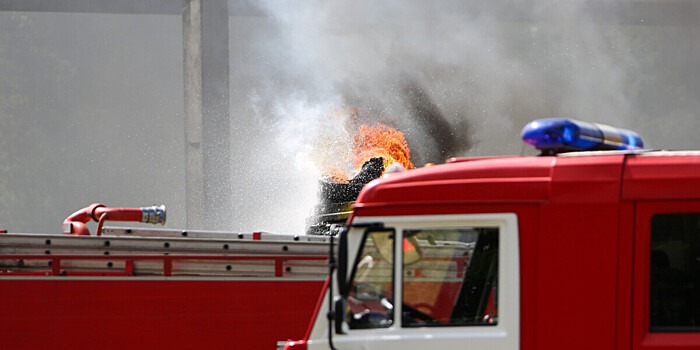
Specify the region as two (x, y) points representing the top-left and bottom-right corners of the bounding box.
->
(306, 157), (384, 236)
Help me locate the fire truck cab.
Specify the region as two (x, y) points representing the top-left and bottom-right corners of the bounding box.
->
(286, 119), (700, 350)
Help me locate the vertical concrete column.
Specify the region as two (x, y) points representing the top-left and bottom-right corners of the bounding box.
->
(183, 0), (231, 229)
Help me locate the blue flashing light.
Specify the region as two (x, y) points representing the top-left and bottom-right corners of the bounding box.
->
(521, 118), (644, 154)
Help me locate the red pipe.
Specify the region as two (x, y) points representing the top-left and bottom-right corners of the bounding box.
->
(63, 203), (166, 236)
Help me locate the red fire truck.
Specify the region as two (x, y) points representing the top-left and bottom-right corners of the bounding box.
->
(285, 119), (700, 350)
(0, 206), (330, 349)
(3, 119), (699, 350)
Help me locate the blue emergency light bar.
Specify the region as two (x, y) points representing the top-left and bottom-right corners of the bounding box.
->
(521, 118), (644, 154)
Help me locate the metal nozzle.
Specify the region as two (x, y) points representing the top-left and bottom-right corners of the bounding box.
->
(141, 205), (166, 225)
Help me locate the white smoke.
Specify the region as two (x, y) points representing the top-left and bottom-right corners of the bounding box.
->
(2, 2), (699, 234)
(228, 0), (700, 232)
(252, 0), (651, 158)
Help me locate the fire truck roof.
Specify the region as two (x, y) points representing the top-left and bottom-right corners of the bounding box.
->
(353, 151), (700, 214)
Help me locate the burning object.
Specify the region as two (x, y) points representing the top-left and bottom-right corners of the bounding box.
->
(351, 123), (414, 172)
(306, 122), (413, 235)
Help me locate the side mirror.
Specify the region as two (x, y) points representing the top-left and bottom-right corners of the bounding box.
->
(334, 296), (347, 334)
(336, 227), (348, 296)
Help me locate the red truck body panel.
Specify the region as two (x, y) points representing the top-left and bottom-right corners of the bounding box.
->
(343, 152), (700, 350)
(0, 230), (331, 350)
(0, 279), (324, 350)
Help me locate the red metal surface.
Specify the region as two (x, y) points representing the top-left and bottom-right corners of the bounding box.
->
(0, 278), (324, 350)
(623, 154), (700, 200)
(354, 156), (553, 211)
(289, 279), (328, 350)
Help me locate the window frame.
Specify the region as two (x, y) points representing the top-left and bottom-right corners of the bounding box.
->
(341, 213), (519, 349)
(633, 201), (700, 350)
(649, 213), (700, 332)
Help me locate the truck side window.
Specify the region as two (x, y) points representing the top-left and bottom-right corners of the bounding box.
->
(402, 228), (498, 327)
(650, 213), (700, 331)
(347, 230), (395, 329)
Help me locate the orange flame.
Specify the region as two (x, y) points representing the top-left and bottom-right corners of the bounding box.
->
(352, 123), (414, 171)
(320, 106), (414, 183)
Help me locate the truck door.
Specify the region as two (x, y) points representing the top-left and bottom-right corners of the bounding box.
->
(633, 201), (700, 350)
(334, 213), (520, 350)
